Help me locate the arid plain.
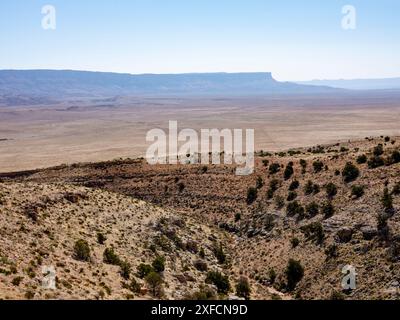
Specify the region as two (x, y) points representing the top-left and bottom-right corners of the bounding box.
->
(1, 91), (400, 173)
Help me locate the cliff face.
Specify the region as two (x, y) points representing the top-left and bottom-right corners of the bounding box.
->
(0, 70), (337, 99)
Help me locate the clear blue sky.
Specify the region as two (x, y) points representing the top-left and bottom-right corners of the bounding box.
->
(0, 0), (399, 81)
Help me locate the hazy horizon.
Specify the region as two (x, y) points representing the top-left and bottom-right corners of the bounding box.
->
(1, 68), (400, 82)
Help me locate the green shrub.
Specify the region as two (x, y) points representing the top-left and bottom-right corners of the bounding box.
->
(325, 183), (337, 198)
(301, 222), (325, 244)
(152, 256), (166, 273)
(284, 164), (294, 180)
(213, 244), (226, 264)
(236, 277), (251, 300)
(129, 278), (142, 294)
(389, 150), (400, 164)
(373, 144), (384, 156)
(97, 232), (107, 245)
(246, 187), (257, 205)
(266, 179), (280, 199)
(306, 202), (319, 217)
(304, 180), (314, 195)
(287, 191), (297, 201)
(269, 163), (281, 174)
(11, 276), (23, 286)
(137, 264), (153, 279)
(73, 240), (91, 262)
(291, 237), (300, 248)
(206, 271), (230, 294)
(300, 159), (307, 169)
(313, 160), (324, 173)
(381, 187), (393, 213)
(269, 269), (276, 284)
(322, 202), (335, 219)
(285, 259), (304, 291)
(145, 271), (163, 297)
(275, 195), (285, 209)
(119, 260), (131, 280)
(103, 247), (121, 265)
(286, 201), (304, 217)
(342, 162), (360, 183)
(234, 213), (241, 222)
(351, 185), (365, 199)
(289, 180), (300, 191)
(368, 156), (385, 169)
(356, 154), (367, 164)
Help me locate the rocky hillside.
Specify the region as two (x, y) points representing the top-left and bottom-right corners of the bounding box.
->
(1, 135), (400, 300)
(1, 182), (269, 300)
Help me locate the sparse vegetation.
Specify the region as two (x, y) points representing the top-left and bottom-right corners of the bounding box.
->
(246, 187), (257, 205)
(381, 187), (394, 213)
(103, 247), (121, 265)
(368, 156), (385, 169)
(286, 201), (304, 217)
(152, 256), (166, 273)
(291, 237), (300, 248)
(342, 162), (359, 183)
(301, 222), (325, 244)
(356, 154), (367, 164)
(269, 163), (281, 175)
(137, 264), (153, 279)
(289, 180), (300, 191)
(284, 163), (294, 180)
(373, 144), (384, 156)
(321, 202), (335, 219)
(213, 243), (226, 264)
(256, 176), (264, 189)
(236, 276), (251, 300)
(287, 191), (297, 201)
(325, 183), (338, 198)
(285, 259), (304, 291)
(145, 271), (163, 297)
(351, 185), (365, 199)
(305, 202), (319, 217)
(313, 160), (324, 173)
(205, 271), (230, 294)
(97, 232), (107, 245)
(266, 179), (280, 199)
(73, 240), (91, 262)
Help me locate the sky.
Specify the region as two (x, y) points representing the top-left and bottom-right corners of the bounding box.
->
(0, 0), (399, 81)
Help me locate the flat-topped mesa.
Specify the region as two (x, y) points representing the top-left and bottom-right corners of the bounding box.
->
(0, 70), (338, 99)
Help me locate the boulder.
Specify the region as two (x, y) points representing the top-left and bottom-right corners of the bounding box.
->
(360, 226), (377, 240)
(336, 227), (353, 243)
